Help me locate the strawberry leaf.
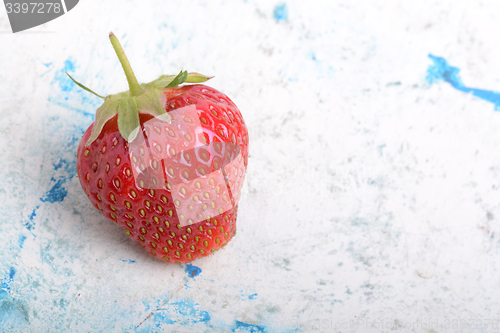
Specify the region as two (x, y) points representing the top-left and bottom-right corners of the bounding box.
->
(166, 70), (188, 88)
(66, 72), (105, 99)
(143, 74), (178, 90)
(136, 88), (172, 123)
(143, 71), (213, 89)
(85, 94), (124, 146)
(118, 97), (140, 142)
(185, 72), (214, 83)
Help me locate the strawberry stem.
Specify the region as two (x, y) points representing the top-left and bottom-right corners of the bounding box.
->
(109, 32), (144, 97)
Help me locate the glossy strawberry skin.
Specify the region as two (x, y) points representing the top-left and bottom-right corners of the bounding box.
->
(76, 84), (248, 263)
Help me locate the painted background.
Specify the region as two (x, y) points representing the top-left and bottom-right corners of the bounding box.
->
(1, 0), (500, 332)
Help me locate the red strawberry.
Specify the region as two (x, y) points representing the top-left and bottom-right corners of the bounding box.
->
(70, 32), (248, 264)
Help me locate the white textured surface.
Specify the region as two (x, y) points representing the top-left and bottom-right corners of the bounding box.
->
(1, 0), (500, 332)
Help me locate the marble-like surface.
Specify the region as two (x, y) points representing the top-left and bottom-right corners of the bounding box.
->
(1, 0), (500, 332)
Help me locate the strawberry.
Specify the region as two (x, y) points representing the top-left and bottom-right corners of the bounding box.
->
(70, 32), (248, 264)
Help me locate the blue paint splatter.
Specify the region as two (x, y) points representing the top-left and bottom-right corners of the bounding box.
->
(154, 299), (211, 326)
(49, 59), (101, 118)
(120, 259), (137, 264)
(185, 264), (202, 278)
(55, 60), (76, 92)
(0, 290), (7, 301)
(18, 235), (26, 249)
(248, 293), (257, 300)
(426, 54), (500, 110)
(173, 299), (211, 323)
(41, 150), (83, 205)
(273, 3), (288, 22)
(25, 205), (39, 231)
(53, 158), (66, 170)
(23, 100), (87, 236)
(53, 148), (79, 177)
(8, 267), (15, 280)
(28, 206), (38, 220)
(41, 178), (68, 203)
(63, 60), (74, 71)
(0, 298), (29, 328)
(233, 320), (266, 332)
(1, 267), (16, 299)
(154, 311), (175, 325)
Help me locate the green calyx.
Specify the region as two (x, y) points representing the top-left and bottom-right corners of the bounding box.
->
(67, 32), (213, 146)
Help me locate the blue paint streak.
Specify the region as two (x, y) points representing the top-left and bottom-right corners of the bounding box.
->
(120, 259), (137, 264)
(273, 3), (288, 22)
(233, 321), (266, 332)
(185, 264), (202, 278)
(41, 178), (68, 203)
(427, 54), (500, 110)
(48, 97), (95, 118)
(48, 92), (102, 115)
